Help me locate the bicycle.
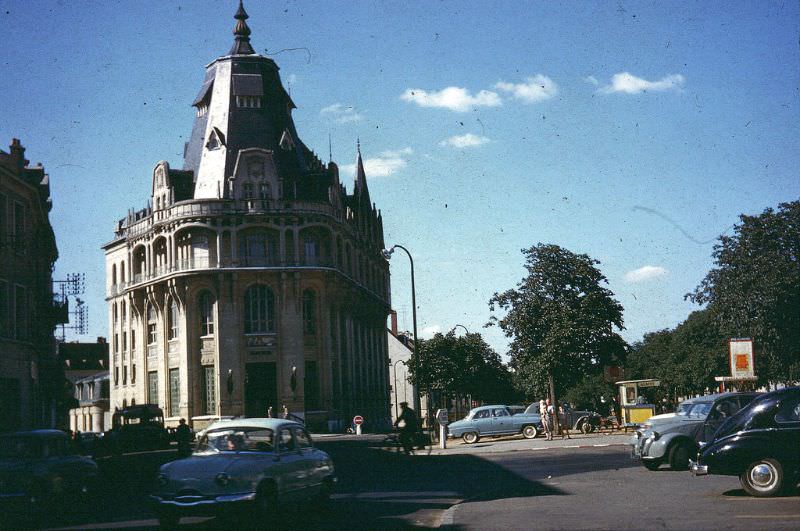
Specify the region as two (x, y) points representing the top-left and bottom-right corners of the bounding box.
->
(379, 429), (432, 456)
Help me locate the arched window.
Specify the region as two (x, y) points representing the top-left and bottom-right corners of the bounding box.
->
(111, 264), (117, 286)
(199, 291), (215, 336)
(244, 285), (275, 333)
(147, 305), (157, 345)
(168, 300), (179, 340)
(302, 289), (316, 334)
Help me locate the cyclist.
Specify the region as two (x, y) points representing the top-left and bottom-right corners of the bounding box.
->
(394, 401), (419, 454)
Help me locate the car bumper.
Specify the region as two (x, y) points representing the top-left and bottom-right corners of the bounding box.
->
(689, 460), (708, 476)
(150, 492), (256, 515)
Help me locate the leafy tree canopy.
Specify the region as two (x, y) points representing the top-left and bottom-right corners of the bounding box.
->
(689, 201), (800, 384)
(488, 243), (626, 399)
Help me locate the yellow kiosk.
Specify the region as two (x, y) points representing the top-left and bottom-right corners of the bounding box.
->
(615, 379), (660, 429)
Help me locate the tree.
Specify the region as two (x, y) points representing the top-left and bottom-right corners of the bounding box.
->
(689, 201), (800, 385)
(626, 309), (729, 398)
(488, 244), (626, 401)
(409, 331), (518, 415)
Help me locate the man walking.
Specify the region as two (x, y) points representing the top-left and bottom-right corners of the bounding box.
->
(176, 418), (192, 458)
(539, 399), (551, 440)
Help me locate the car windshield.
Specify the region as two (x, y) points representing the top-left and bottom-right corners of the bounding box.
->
(687, 402), (713, 418)
(195, 427), (275, 454)
(0, 436), (72, 459)
(675, 402), (693, 416)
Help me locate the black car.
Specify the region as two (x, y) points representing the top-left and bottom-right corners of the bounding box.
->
(690, 386), (800, 497)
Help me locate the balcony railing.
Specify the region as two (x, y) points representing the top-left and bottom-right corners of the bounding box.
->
(112, 255), (386, 302)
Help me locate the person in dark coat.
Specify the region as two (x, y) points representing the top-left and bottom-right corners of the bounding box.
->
(176, 418), (192, 458)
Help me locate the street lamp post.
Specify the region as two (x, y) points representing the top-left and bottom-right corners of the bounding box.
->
(382, 244), (421, 415)
(451, 324), (469, 335)
(392, 359), (406, 420)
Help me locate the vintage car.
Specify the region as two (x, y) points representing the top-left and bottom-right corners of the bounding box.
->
(0, 430), (98, 523)
(447, 405), (542, 443)
(101, 404), (171, 455)
(630, 392), (759, 471)
(691, 386), (800, 497)
(151, 418), (336, 527)
(523, 402), (602, 434)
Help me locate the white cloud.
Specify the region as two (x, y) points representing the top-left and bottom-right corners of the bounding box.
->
(495, 75), (558, 103)
(439, 133), (490, 149)
(286, 73), (298, 85)
(420, 325), (442, 339)
(600, 72), (685, 94)
(400, 86), (502, 112)
(624, 265), (669, 283)
(584, 75), (599, 86)
(340, 148), (413, 178)
(320, 103), (363, 123)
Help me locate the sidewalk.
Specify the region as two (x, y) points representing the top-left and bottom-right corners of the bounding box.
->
(429, 430), (632, 455)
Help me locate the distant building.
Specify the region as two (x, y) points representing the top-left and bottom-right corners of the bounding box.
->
(104, 4), (392, 431)
(61, 338), (111, 433)
(0, 138), (66, 430)
(387, 311), (428, 426)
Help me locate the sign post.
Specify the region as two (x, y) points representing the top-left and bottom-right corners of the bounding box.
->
(353, 415), (364, 436)
(435, 409), (449, 449)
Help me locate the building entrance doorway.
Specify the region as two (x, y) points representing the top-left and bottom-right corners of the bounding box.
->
(245, 362), (277, 418)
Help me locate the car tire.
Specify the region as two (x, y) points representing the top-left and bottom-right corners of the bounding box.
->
(255, 481), (279, 519)
(643, 459), (661, 471)
(522, 425), (538, 439)
(157, 509), (179, 529)
(580, 421), (592, 434)
(740, 458), (785, 497)
(668, 441), (691, 470)
(315, 476), (333, 506)
(462, 432), (479, 444)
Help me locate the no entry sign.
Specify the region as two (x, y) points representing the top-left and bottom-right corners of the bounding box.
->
(353, 415), (364, 425)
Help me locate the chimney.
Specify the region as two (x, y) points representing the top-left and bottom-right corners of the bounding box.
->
(9, 138), (27, 171)
(97, 337), (106, 344)
(390, 310), (398, 335)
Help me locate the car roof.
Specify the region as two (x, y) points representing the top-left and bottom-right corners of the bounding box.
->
(682, 391), (759, 405)
(2, 429), (69, 439)
(203, 417), (304, 432)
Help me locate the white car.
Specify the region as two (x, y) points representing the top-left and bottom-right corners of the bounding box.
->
(150, 418), (335, 527)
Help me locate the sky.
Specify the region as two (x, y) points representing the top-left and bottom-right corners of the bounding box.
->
(1, 1), (798, 358)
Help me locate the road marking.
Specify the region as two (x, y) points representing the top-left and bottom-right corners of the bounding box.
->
(735, 515), (800, 519)
(594, 443), (610, 447)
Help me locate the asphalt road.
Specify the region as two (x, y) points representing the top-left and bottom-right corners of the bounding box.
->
(34, 435), (799, 530)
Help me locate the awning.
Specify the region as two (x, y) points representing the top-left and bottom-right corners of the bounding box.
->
(192, 80), (214, 106)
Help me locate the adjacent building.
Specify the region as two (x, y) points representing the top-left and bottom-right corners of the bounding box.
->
(61, 338), (111, 433)
(0, 138), (66, 430)
(104, 3), (392, 431)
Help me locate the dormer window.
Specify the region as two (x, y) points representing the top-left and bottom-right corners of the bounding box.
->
(206, 127), (225, 150)
(236, 96), (262, 108)
(279, 130), (295, 151)
(196, 104), (208, 117)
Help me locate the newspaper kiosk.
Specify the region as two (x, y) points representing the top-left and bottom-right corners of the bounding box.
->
(615, 379), (660, 429)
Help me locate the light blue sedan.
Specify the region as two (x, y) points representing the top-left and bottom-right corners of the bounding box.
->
(151, 418), (335, 527)
(447, 405), (542, 444)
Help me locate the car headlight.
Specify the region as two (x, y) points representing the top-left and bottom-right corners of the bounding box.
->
(648, 431), (660, 441)
(215, 473), (230, 486)
(157, 473), (169, 487)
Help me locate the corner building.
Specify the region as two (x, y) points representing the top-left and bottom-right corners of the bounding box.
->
(104, 4), (391, 431)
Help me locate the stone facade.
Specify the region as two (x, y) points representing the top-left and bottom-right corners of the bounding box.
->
(0, 138), (65, 430)
(104, 5), (392, 431)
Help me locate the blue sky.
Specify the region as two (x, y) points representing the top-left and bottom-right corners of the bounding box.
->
(2, 1), (798, 357)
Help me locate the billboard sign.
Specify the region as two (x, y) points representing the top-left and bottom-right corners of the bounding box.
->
(729, 338), (755, 379)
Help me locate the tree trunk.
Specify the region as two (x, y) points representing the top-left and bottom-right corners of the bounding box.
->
(548, 373), (561, 435)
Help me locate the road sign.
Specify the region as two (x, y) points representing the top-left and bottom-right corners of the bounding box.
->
(353, 415), (364, 425)
(435, 409), (449, 426)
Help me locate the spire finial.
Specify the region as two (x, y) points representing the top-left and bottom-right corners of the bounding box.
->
(229, 0), (256, 55)
(357, 138), (361, 155)
(328, 133), (333, 163)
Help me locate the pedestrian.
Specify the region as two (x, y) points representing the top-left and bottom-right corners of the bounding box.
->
(267, 406), (274, 418)
(394, 401), (419, 454)
(545, 399), (555, 440)
(176, 418), (192, 458)
(282, 404), (289, 419)
(539, 399), (551, 440)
